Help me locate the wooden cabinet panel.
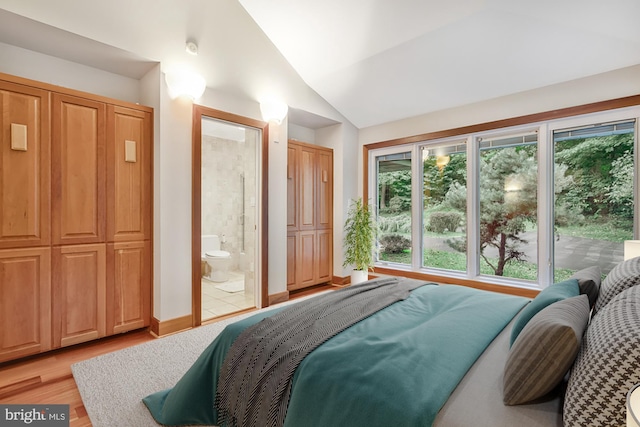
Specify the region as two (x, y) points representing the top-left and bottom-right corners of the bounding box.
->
(52, 94), (106, 245)
(0, 82), (50, 249)
(286, 146), (298, 230)
(316, 149), (333, 230)
(107, 106), (152, 242)
(316, 229), (333, 283)
(107, 241), (150, 334)
(53, 244), (106, 348)
(298, 230), (316, 288)
(0, 247), (51, 362)
(286, 233), (298, 289)
(299, 146), (316, 230)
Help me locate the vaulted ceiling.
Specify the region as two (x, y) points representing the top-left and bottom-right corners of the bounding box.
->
(0, 0), (638, 129)
(238, 0), (640, 128)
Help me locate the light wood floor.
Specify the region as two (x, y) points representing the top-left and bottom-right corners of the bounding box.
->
(0, 283), (335, 427)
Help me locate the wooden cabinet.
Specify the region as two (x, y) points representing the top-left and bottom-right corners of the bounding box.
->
(52, 94), (106, 245)
(0, 73), (153, 361)
(52, 244), (106, 348)
(0, 81), (50, 249)
(107, 105), (152, 242)
(0, 247), (51, 362)
(287, 140), (333, 291)
(107, 241), (151, 335)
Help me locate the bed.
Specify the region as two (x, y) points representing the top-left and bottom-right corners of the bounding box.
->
(143, 258), (640, 427)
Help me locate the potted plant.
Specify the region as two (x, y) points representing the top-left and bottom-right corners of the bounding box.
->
(343, 197), (377, 285)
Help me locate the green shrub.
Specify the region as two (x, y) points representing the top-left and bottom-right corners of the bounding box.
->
(428, 211), (462, 234)
(388, 195), (410, 213)
(380, 234), (411, 254)
(378, 213), (412, 234)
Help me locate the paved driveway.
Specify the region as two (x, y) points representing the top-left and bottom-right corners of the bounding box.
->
(424, 231), (623, 274)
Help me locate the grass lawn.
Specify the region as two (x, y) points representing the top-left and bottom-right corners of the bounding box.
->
(380, 249), (576, 281)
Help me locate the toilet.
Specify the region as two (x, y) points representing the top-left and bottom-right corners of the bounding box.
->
(201, 235), (231, 282)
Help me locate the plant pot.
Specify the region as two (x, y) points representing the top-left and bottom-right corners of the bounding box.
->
(351, 270), (369, 285)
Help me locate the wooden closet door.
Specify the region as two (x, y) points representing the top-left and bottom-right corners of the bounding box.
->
(286, 141), (334, 290)
(52, 94), (106, 245)
(0, 247), (51, 362)
(52, 244), (106, 348)
(107, 106), (151, 242)
(0, 82), (50, 249)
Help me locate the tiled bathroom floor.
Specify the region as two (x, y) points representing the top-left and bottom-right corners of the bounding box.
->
(201, 270), (255, 321)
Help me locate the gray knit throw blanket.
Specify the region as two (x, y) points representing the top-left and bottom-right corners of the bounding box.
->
(214, 276), (429, 427)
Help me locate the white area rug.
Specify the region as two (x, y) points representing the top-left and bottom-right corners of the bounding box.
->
(71, 294), (326, 427)
(214, 279), (244, 293)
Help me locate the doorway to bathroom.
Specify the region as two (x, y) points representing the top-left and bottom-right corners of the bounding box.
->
(192, 105), (269, 326)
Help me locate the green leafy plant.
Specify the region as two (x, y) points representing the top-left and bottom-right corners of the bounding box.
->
(343, 198), (377, 271)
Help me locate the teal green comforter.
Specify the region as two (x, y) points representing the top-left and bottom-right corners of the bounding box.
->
(144, 285), (528, 426)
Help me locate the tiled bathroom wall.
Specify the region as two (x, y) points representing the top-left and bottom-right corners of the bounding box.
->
(201, 129), (257, 289)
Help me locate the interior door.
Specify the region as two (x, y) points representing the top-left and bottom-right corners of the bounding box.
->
(192, 106), (269, 326)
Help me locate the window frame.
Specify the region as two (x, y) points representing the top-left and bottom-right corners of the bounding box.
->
(366, 101), (640, 291)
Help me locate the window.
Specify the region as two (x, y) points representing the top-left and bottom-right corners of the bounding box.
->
(376, 151), (412, 266)
(367, 104), (639, 289)
(478, 133), (538, 281)
(422, 143), (467, 272)
(553, 120), (635, 279)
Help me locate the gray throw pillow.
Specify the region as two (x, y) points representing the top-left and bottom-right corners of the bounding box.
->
(510, 279), (579, 346)
(593, 257), (640, 314)
(569, 265), (601, 307)
(564, 286), (640, 426)
(503, 295), (590, 405)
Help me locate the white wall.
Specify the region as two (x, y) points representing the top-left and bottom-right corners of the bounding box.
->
(267, 118), (289, 296)
(288, 123), (316, 143)
(153, 85), (292, 317)
(359, 64), (640, 146)
(316, 122), (359, 278)
(0, 41), (142, 102)
(139, 65), (162, 318)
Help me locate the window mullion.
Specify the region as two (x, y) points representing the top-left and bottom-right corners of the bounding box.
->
(411, 145), (423, 269)
(537, 124), (553, 288)
(467, 135), (479, 277)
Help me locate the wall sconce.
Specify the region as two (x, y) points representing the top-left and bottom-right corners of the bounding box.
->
(260, 98), (288, 125)
(165, 69), (206, 100)
(624, 240), (640, 260)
